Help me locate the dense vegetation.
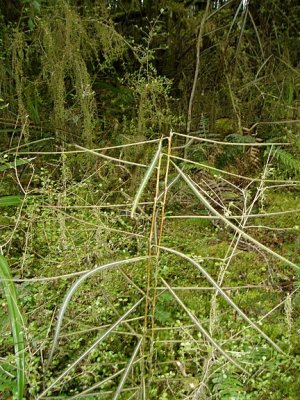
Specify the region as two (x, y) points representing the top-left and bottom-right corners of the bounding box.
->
(0, 0), (300, 398)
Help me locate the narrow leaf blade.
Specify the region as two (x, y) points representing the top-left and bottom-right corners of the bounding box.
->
(0, 255), (25, 400)
(0, 196), (23, 208)
(131, 140), (162, 217)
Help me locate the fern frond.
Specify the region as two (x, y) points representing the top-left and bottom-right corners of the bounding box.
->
(225, 134), (256, 143)
(199, 113), (209, 136)
(272, 148), (300, 175)
(247, 146), (261, 169)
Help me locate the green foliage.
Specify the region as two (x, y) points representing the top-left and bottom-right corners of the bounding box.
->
(0, 1), (300, 398)
(0, 156), (32, 172)
(0, 97), (9, 110)
(212, 370), (246, 399)
(0, 141), (299, 398)
(271, 148), (300, 176)
(215, 118), (237, 138)
(0, 195), (23, 207)
(216, 134), (257, 169)
(0, 361), (17, 399)
(0, 255), (25, 400)
(22, 0), (41, 30)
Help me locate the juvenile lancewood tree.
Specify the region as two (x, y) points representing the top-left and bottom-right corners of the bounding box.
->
(0, 0), (300, 399)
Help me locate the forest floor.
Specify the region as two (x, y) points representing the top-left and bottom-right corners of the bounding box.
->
(1, 165), (300, 399)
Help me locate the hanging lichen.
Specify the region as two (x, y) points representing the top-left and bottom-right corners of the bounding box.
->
(11, 30), (29, 139)
(38, 0), (126, 145)
(134, 74), (175, 138)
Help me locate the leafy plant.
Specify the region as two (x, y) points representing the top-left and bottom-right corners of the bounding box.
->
(0, 255), (25, 400)
(0, 1), (300, 398)
(212, 369), (246, 400)
(271, 148), (300, 176)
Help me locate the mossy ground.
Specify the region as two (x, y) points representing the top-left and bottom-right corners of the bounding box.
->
(1, 180), (300, 398)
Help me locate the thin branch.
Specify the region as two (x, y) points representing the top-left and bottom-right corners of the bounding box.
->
(162, 278), (247, 374)
(74, 144), (147, 167)
(38, 297), (144, 399)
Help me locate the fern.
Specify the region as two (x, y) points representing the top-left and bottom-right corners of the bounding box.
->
(212, 370), (246, 400)
(0, 363), (17, 396)
(199, 113), (209, 136)
(225, 134), (256, 143)
(247, 146), (261, 170)
(271, 148), (300, 175)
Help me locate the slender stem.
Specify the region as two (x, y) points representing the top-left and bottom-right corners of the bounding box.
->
(186, 0), (211, 139)
(150, 130), (173, 347)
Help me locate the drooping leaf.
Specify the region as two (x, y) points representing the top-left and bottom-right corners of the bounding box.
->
(0, 158), (32, 172)
(131, 140), (162, 217)
(0, 196), (23, 207)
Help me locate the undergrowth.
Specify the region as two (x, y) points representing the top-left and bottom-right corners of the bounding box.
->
(1, 135), (300, 399)
(1, 2), (300, 398)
